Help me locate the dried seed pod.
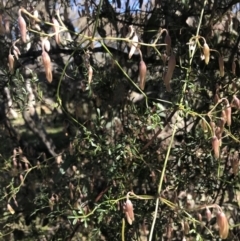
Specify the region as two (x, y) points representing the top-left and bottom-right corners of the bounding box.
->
(232, 95), (240, 109)
(88, 65), (93, 84)
(218, 117), (226, 131)
(19, 174), (24, 183)
(218, 55), (224, 77)
(13, 45), (21, 59)
(25, 34), (31, 51)
(210, 121), (216, 132)
(123, 199), (134, 225)
(13, 49), (19, 59)
(164, 32), (171, 55)
(224, 104), (232, 126)
(42, 51), (52, 83)
(200, 119), (208, 133)
(215, 126), (223, 143)
(164, 54), (176, 92)
(186, 194), (195, 209)
(205, 207), (212, 222)
(24, 162), (29, 170)
(8, 54), (14, 73)
(72, 165), (77, 173)
(13, 45), (21, 55)
(212, 135), (220, 159)
(52, 18), (60, 45)
(232, 59), (236, 75)
(7, 203), (15, 214)
(129, 33), (138, 59)
(33, 10), (38, 19)
(34, 24), (41, 31)
(216, 210), (229, 239)
(18, 10), (27, 43)
(43, 39), (51, 52)
(203, 43), (210, 64)
(221, 110), (227, 126)
(139, 60), (147, 90)
(196, 213), (202, 222)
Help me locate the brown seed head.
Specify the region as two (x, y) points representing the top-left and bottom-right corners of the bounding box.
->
(139, 60), (147, 90)
(216, 210), (229, 239)
(203, 43), (210, 64)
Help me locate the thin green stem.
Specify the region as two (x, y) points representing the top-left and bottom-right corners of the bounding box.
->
(148, 1), (208, 240)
